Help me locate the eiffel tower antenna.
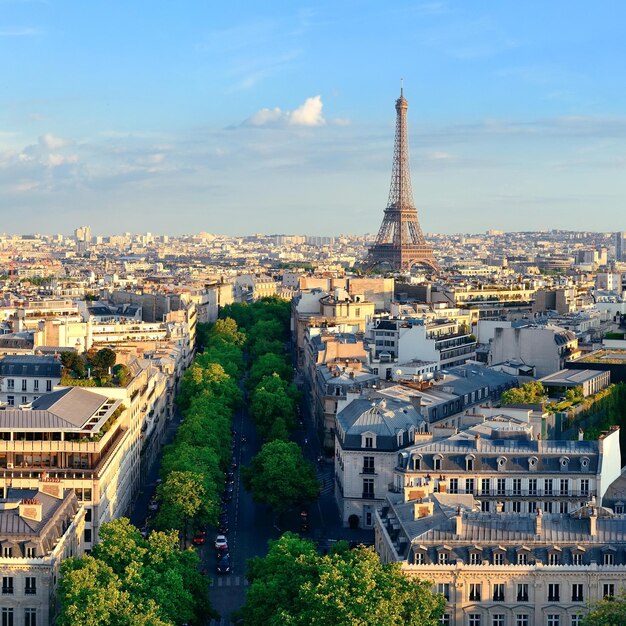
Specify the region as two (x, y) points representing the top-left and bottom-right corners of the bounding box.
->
(366, 85), (439, 273)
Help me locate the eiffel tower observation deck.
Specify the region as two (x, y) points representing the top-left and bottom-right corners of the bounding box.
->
(366, 86), (439, 273)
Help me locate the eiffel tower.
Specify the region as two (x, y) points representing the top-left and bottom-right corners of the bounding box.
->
(366, 86), (439, 273)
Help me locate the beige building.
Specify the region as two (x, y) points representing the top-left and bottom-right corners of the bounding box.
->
(0, 484), (85, 626)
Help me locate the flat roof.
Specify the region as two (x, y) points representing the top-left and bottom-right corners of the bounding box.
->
(540, 368), (609, 386)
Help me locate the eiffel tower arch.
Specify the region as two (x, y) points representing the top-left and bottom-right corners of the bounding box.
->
(366, 87), (439, 273)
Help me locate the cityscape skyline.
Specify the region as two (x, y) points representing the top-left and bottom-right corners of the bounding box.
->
(1, 1), (625, 235)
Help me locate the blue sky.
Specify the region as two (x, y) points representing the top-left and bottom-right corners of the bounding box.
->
(0, 1), (625, 235)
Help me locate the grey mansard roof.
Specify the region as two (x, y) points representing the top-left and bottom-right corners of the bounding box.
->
(0, 355), (61, 378)
(337, 397), (426, 451)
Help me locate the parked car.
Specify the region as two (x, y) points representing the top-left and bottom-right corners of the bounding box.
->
(192, 533), (206, 546)
(216, 555), (231, 575)
(231, 457), (238, 469)
(218, 521), (229, 534)
(148, 499), (159, 512)
(215, 535), (228, 551)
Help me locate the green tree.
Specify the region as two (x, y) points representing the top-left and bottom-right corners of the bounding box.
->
(88, 348), (117, 378)
(61, 351), (86, 378)
(240, 533), (445, 626)
(581, 592), (626, 625)
(248, 353), (293, 389)
(210, 317), (246, 346)
(155, 471), (207, 545)
(242, 441), (319, 516)
(250, 374), (298, 440)
(500, 381), (546, 405)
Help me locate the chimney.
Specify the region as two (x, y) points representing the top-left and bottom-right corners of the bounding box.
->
(474, 433), (481, 451)
(589, 505), (597, 537)
(535, 508), (543, 536)
(19, 498), (42, 523)
(578, 427), (584, 441)
(455, 507), (463, 536)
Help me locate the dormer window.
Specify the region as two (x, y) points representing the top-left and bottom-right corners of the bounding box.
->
(412, 455), (423, 471)
(362, 433), (376, 449)
(580, 457), (590, 471)
(466, 455), (475, 472)
(434, 454), (443, 471)
(559, 456), (570, 472)
(528, 456), (538, 470)
(497, 456), (507, 471)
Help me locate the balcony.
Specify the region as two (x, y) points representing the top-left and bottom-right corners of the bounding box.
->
(362, 492), (375, 499)
(361, 467), (376, 475)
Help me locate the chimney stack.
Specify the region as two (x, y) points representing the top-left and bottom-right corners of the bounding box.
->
(474, 433), (481, 451)
(455, 507), (463, 536)
(589, 505), (597, 537)
(578, 427), (584, 441)
(535, 508), (543, 536)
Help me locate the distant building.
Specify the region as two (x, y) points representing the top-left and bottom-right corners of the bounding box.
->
(615, 231), (626, 261)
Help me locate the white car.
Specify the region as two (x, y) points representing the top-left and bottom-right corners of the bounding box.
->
(214, 534), (228, 551)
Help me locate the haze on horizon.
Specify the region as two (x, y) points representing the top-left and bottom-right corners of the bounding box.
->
(0, 0), (624, 236)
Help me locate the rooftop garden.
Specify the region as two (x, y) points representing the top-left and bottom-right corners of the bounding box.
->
(61, 348), (132, 388)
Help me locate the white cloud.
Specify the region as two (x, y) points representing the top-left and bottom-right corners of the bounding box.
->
(244, 95), (327, 127)
(39, 133), (67, 150)
(47, 153), (78, 167)
(248, 107), (283, 126)
(288, 95), (325, 127)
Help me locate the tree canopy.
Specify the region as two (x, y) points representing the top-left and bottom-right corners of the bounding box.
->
(581, 592), (626, 625)
(500, 381), (545, 405)
(242, 441), (319, 514)
(57, 518), (211, 626)
(240, 533), (445, 626)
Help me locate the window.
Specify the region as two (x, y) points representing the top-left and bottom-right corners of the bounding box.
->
(7, 396), (14, 406)
(493, 552), (504, 566)
(603, 552), (615, 566)
(2, 577), (13, 594)
(85, 507), (92, 522)
(517, 552), (528, 565)
(25, 547), (35, 558)
(2, 547), (11, 558)
(449, 478), (459, 494)
(548, 583), (560, 602)
(548, 552), (559, 565)
(25, 577), (36, 595)
(544, 479), (553, 496)
(572, 552), (583, 565)
(33, 379), (39, 392)
(437, 583), (450, 600)
(84, 528), (92, 543)
(513, 478), (521, 495)
(362, 479), (374, 498)
(438, 552), (449, 565)
(528, 501), (537, 514)
(544, 501), (553, 514)
(481, 500), (491, 512)
(468, 615), (481, 626)
(21, 396), (27, 404)
(512, 501), (521, 513)
(46, 380), (52, 392)
(547, 616), (560, 626)
(570, 617), (582, 626)
(492, 583), (505, 601)
(466, 478), (475, 494)
(6, 379), (14, 390)
(466, 458), (474, 471)
(497, 478), (506, 495)
(528, 479), (537, 495)
(1, 608), (14, 626)
(363, 456), (375, 474)
(21, 379), (27, 392)
(415, 552), (426, 565)
(560, 501), (569, 514)
(481, 478), (491, 495)
(517, 584), (529, 602)
(516, 616), (529, 626)
(560, 479), (569, 495)
(434, 457), (442, 471)
(603, 583), (615, 598)
(413, 458), (421, 470)
(440, 615), (451, 626)
(469, 583), (481, 601)
(571, 583), (584, 602)
(364, 437), (373, 449)
(580, 479), (589, 496)
(24, 609), (36, 626)
(469, 552), (481, 565)
(492, 616), (505, 626)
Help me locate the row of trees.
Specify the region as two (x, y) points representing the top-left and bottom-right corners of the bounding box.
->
(222, 299), (320, 516)
(154, 317), (244, 540)
(57, 317), (248, 625)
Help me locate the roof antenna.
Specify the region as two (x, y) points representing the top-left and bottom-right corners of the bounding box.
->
(400, 77), (404, 97)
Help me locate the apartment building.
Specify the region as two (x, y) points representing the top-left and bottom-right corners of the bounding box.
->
(0, 356), (61, 406)
(335, 396), (431, 529)
(376, 491), (626, 626)
(391, 425), (621, 515)
(0, 485), (85, 626)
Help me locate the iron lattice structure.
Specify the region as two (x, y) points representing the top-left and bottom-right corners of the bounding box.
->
(367, 88), (439, 273)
